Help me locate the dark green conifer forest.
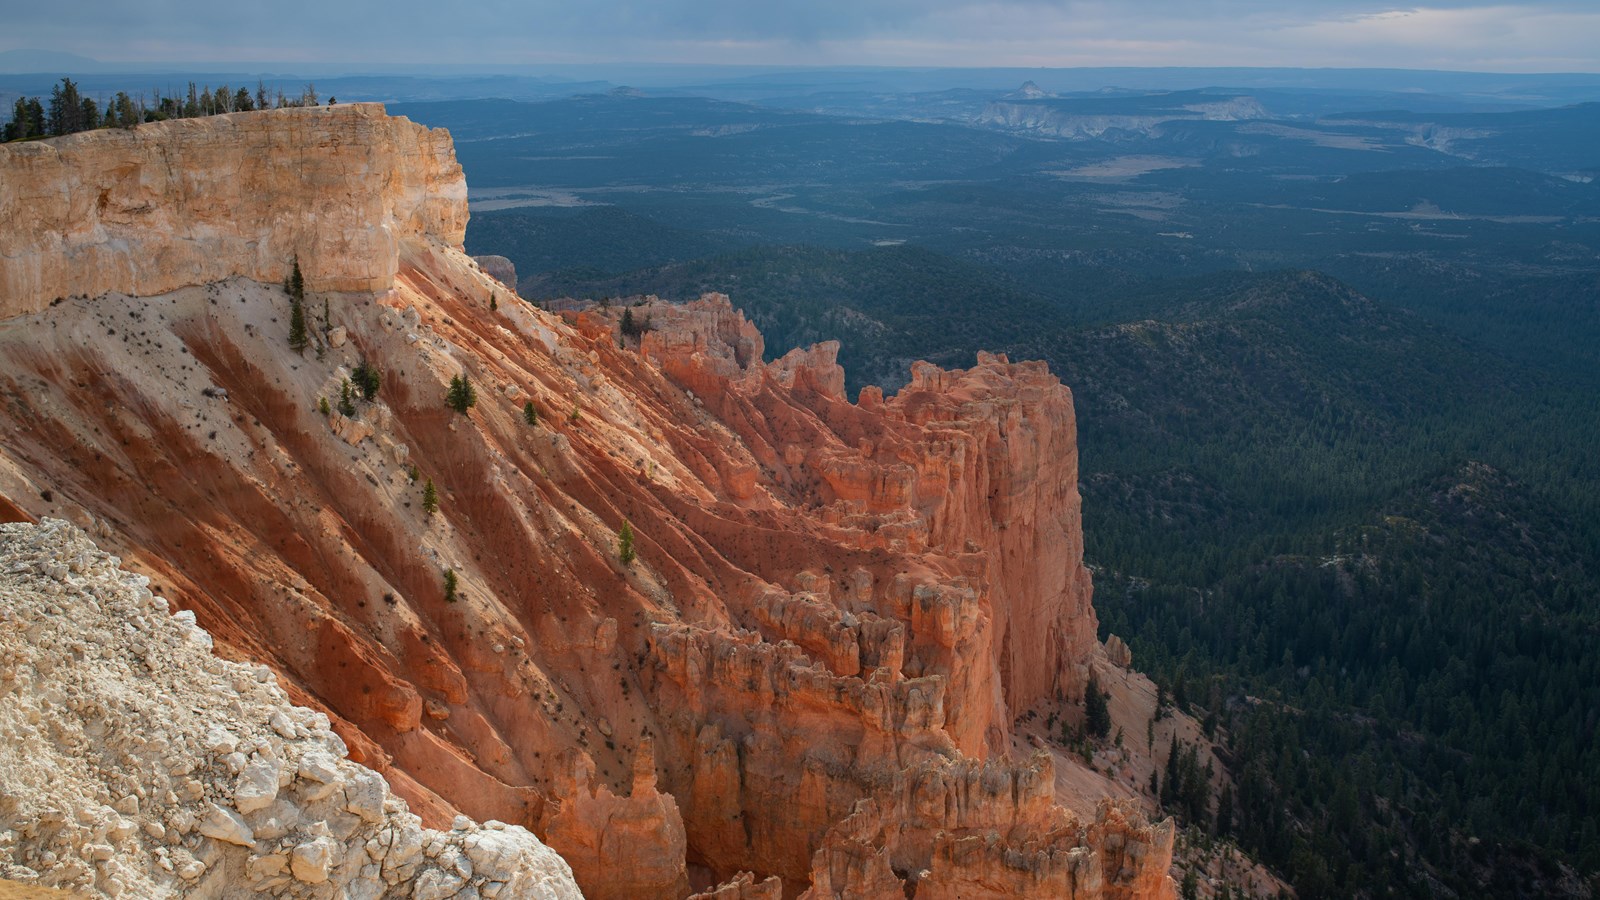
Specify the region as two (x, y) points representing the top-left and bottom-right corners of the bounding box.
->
(3, 76), (323, 141)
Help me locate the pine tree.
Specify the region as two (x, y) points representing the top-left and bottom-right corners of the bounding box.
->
(25, 98), (44, 137)
(288, 296), (308, 354)
(48, 78), (85, 136)
(1179, 869), (1199, 900)
(422, 479), (439, 516)
(1085, 673), (1111, 738)
(1163, 736), (1180, 809)
(446, 375), (477, 414)
(489, 293), (498, 311)
(618, 520), (636, 566)
(443, 568), (458, 602)
(5, 97), (33, 141)
(114, 92), (139, 128)
(523, 401), (538, 426)
(285, 256), (309, 352)
(337, 379), (356, 417)
(352, 361), (380, 400)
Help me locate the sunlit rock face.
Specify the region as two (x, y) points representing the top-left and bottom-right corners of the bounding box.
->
(0, 102), (465, 316)
(0, 106), (1178, 899)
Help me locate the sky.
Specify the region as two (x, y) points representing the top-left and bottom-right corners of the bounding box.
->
(2, 0), (1598, 72)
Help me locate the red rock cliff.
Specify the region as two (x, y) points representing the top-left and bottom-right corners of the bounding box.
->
(0, 107), (1175, 899)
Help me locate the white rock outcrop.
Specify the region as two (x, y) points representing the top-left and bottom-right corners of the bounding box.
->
(0, 519), (584, 899)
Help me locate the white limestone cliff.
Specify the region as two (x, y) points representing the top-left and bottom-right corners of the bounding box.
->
(0, 103), (466, 318)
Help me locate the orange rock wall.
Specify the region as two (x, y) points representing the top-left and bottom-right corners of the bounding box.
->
(0, 112), (1173, 900)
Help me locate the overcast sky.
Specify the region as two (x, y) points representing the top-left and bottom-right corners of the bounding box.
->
(3, 0), (1597, 72)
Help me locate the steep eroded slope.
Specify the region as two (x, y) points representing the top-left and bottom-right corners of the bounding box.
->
(0, 105), (1186, 899)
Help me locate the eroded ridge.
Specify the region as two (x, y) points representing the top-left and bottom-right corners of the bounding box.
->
(0, 108), (1193, 899)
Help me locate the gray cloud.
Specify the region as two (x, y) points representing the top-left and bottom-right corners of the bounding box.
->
(0, 0), (1595, 70)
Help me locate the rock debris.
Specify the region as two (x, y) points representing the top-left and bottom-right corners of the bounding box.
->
(0, 519), (583, 900)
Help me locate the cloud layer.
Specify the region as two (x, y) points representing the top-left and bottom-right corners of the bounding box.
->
(2, 0), (1596, 71)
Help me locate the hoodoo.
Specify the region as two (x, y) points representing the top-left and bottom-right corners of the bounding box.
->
(0, 104), (1196, 898)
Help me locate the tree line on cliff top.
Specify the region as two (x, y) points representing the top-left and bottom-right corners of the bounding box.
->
(3, 77), (330, 142)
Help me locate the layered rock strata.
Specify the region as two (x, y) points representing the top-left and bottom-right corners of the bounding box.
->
(0, 103), (465, 317)
(0, 518), (582, 899)
(0, 106), (1184, 898)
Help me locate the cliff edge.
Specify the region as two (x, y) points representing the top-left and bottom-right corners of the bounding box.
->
(0, 103), (466, 316)
(0, 106), (1202, 898)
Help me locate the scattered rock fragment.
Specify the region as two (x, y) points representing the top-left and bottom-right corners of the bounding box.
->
(0, 520), (583, 899)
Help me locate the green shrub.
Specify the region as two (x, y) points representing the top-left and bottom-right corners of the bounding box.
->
(618, 520), (636, 566)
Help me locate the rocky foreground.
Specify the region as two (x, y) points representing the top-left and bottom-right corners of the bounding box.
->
(0, 104), (1225, 898)
(0, 519), (582, 898)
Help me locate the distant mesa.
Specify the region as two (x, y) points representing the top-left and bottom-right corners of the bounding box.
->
(1008, 79), (1055, 100)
